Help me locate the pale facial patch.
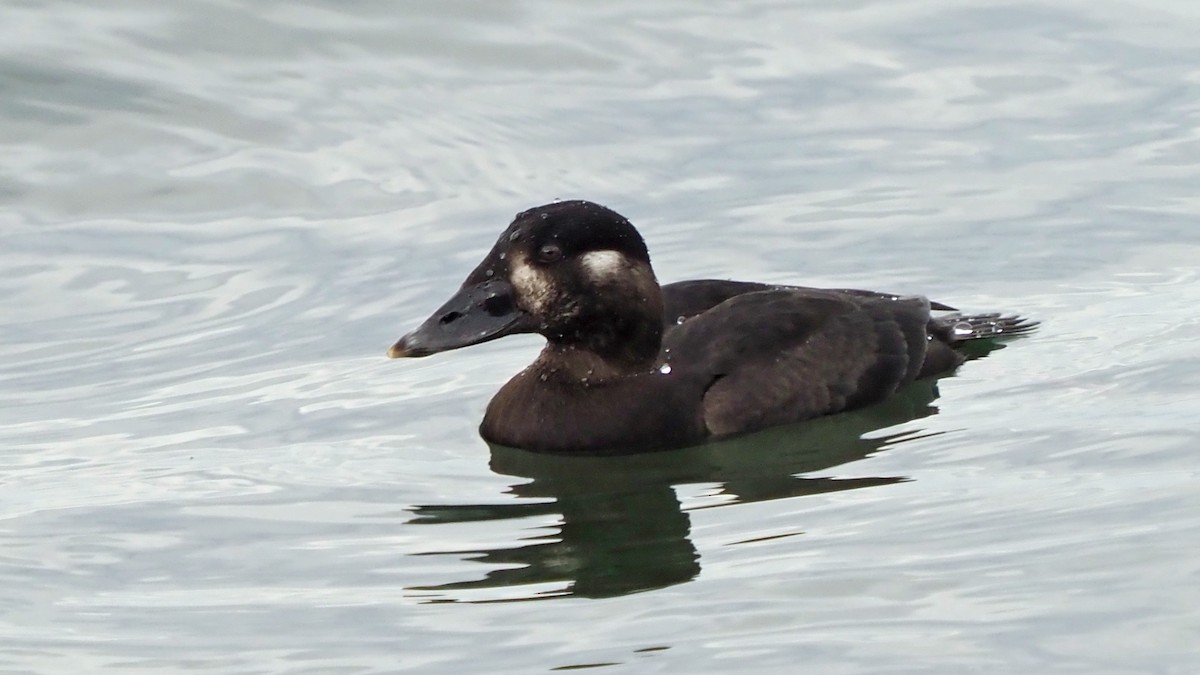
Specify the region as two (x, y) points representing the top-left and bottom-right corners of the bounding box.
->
(579, 250), (626, 281)
(508, 252), (556, 314)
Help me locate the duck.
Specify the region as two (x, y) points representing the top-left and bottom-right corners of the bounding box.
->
(387, 200), (1037, 454)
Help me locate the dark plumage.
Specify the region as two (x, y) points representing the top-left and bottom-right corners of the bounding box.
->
(388, 200), (1037, 454)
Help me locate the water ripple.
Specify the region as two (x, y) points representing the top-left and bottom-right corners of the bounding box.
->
(4, 0), (1200, 672)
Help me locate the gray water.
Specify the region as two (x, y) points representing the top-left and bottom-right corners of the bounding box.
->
(3, 0), (1200, 672)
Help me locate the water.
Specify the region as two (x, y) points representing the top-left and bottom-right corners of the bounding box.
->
(3, 0), (1200, 672)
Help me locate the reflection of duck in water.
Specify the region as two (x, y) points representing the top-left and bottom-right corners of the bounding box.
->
(388, 200), (1036, 454)
(408, 380), (944, 602)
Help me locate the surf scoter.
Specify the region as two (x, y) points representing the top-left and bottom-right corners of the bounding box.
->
(388, 200), (1036, 454)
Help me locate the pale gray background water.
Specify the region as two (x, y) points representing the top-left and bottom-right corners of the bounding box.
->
(3, 0), (1199, 672)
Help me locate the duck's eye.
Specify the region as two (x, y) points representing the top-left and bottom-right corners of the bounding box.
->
(536, 243), (563, 264)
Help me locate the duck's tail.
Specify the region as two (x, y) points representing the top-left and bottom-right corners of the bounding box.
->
(916, 312), (1038, 378)
(932, 312), (1040, 343)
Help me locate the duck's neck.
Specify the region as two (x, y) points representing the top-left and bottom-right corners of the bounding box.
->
(538, 334), (659, 382)
(540, 292), (665, 381)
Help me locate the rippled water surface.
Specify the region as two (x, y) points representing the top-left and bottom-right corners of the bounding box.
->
(4, 1), (1200, 672)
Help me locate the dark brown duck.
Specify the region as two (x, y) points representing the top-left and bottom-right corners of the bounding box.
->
(388, 200), (1037, 454)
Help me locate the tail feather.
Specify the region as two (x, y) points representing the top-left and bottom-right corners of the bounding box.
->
(932, 313), (1040, 342)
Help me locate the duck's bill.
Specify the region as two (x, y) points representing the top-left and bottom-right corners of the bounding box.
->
(387, 280), (530, 358)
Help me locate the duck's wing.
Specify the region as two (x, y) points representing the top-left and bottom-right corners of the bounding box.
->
(662, 288), (933, 437)
(661, 279), (956, 327)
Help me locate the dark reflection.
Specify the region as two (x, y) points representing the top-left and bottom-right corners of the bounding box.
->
(408, 380), (944, 602)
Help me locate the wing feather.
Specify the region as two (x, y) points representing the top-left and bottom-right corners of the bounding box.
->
(663, 288), (932, 437)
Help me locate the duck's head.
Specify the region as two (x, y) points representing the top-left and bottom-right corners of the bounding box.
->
(389, 200), (665, 371)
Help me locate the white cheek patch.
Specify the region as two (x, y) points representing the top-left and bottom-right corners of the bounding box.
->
(579, 250), (626, 282)
(509, 255), (555, 314)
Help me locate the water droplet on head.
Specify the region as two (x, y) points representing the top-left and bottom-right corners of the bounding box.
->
(540, 213), (548, 220)
(675, 316), (686, 325)
(485, 268), (494, 277)
(508, 231), (521, 242)
(539, 373), (548, 382)
(498, 251), (507, 260)
(658, 364), (672, 374)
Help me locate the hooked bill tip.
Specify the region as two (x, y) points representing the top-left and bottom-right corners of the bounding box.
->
(388, 337), (431, 359)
